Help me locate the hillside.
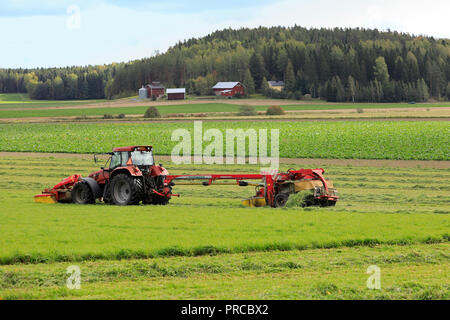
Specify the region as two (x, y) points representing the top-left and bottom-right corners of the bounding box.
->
(1, 26), (449, 102)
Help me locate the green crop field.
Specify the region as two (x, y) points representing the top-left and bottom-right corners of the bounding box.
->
(0, 121), (448, 160)
(0, 155), (448, 299)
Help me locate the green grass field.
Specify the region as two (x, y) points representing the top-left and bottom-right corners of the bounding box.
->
(0, 121), (448, 160)
(0, 93), (105, 110)
(0, 92), (449, 118)
(1, 102), (449, 119)
(0, 155), (448, 299)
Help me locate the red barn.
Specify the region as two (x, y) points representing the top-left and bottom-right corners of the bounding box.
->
(212, 82), (245, 97)
(146, 82), (165, 99)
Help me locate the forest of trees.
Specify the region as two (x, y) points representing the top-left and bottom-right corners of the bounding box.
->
(1, 26), (449, 102)
(0, 66), (110, 100)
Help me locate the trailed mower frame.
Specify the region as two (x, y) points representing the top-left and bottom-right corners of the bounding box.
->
(165, 168), (338, 208)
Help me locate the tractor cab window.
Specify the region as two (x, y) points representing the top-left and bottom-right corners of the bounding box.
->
(110, 152), (121, 169)
(131, 150), (154, 167)
(110, 152), (131, 169)
(120, 152), (129, 166)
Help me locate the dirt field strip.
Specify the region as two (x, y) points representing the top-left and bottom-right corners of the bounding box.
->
(1, 152), (448, 169)
(1, 97), (449, 112)
(1, 113), (449, 124)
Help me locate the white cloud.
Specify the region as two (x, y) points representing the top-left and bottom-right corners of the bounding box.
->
(242, 0), (450, 38)
(0, 0), (448, 68)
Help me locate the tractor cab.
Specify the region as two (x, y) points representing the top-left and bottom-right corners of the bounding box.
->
(109, 146), (155, 171)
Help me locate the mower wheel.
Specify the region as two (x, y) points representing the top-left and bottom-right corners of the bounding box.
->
(110, 174), (143, 206)
(152, 195), (170, 206)
(321, 200), (337, 207)
(142, 197), (153, 205)
(274, 193), (290, 208)
(72, 181), (95, 205)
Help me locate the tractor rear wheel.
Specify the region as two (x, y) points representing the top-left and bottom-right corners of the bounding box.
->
(72, 181), (95, 205)
(110, 174), (143, 206)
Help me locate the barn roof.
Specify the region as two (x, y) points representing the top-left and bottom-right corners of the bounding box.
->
(146, 82), (165, 89)
(167, 88), (186, 94)
(268, 81), (285, 87)
(212, 82), (241, 89)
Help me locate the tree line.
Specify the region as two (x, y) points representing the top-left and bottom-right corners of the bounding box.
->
(0, 66), (110, 100)
(1, 26), (449, 102)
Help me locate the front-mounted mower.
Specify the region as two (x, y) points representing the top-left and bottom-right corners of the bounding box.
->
(35, 146), (339, 208)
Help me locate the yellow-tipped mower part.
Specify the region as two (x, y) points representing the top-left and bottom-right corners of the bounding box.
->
(34, 194), (57, 204)
(242, 197), (266, 208)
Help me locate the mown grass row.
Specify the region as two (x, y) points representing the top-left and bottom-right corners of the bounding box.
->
(1, 243), (448, 300)
(2, 243), (448, 290)
(0, 157), (448, 212)
(1, 235), (448, 266)
(2, 243), (448, 287)
(1, 192), (449, 265)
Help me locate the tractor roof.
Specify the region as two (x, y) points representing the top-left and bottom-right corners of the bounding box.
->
(113, 146), (153, 152)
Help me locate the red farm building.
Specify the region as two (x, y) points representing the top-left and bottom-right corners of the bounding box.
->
(212, 82), (245, 98)
(167, 88), (186, 100)
(146, 82), (165, 99)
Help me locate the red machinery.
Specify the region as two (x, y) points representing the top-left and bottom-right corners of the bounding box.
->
(34, 174), (82, 204)
(165, 169), (338, 208)
(35, 146), (339, 208)
(35, 146), (171, 206)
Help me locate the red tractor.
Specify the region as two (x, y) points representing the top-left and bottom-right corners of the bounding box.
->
(35, 146), (173, 206)
(35, 146), (339, 208)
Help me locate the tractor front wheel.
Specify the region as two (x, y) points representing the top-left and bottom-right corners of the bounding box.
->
(72, 181), (95, 205)
(110, 174), (143, 206)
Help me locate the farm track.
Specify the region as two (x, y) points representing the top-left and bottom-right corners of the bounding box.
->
(3, 102), (450, 113)
(74, 116), (450, 123)
(1, 116), (449, 124)
(1, 152), (449, 168)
